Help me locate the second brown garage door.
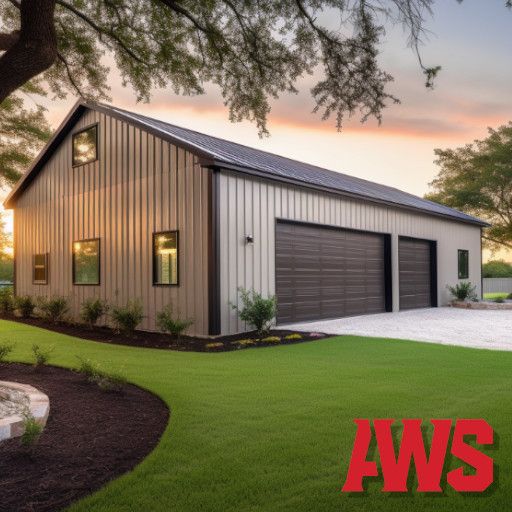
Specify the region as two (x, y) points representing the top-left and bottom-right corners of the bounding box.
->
(275, 221), (390, 324)
(399, 237), (436, 310)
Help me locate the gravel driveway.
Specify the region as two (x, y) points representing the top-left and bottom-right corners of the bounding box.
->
(278, 307), (512, 351)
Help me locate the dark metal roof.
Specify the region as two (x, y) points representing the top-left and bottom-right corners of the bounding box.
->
(4, 101), (489, 227)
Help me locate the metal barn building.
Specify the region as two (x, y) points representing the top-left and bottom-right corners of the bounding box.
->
(4, 102), (487, 335)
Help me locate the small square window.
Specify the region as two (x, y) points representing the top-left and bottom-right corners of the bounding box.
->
(153, 231), (178, 285)
(33, 253), (48, 284)
(458, 249), (469, 279)
(72, 125), (98, 166)
(73, 239), (100, 285)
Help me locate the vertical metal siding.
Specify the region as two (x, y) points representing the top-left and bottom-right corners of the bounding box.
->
(14, 109), (210, 335)
(219, 170), (483, 334)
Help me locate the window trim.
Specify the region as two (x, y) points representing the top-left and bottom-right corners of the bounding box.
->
(33, 253), (48, 285)
(152, 230), (179, 286)
(458, 249), (469, 279)
(72, 123), (99, 167)
(72, 238), (101, 286)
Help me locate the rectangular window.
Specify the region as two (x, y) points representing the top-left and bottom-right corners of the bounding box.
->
(458, 249), (469, 279)
(72, 125), (98, 166)
(73, 239), (100, 285)
(33, 253), (48, 284)
(153, 231), (178, 285)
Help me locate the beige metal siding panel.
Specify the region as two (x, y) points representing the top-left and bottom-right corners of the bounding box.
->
(219, 169), (482, 334)
(13, 108), (210, 335)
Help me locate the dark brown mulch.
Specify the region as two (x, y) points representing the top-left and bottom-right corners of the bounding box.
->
(0, 314), (328, 351)
(0, 363), (169, 512)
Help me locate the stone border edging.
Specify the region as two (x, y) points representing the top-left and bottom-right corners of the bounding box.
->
(0, 381), (50, 442)
(451, 301), (512, 310)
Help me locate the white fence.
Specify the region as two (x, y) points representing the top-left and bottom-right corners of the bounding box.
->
(483, 278), (512, 294)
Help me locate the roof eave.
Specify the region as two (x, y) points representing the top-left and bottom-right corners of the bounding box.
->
(211, 160), (490, 228)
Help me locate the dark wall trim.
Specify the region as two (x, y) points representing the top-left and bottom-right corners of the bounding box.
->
(208, 167), (221, 335)
(480, 228), (484, 300)
(383, 235), (393, 312)
(430, 241), (438, 307)
(12, 212), (16, 297)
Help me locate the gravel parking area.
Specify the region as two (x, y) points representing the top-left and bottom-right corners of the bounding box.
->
(278, 307), (512, 351)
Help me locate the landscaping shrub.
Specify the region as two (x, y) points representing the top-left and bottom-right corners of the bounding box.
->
(447, 282), (477, 301)
(508, 293), (512, 300)
(76, 357), (127, 392)
(231, 288), (277, 335)
(110, 300), (144, 334)
(205, 342), (224, 350)
(20, 414), (43, 448)
(0, 287), (14, 314)
(494, 297), (505, 304)
(0, 342), (14, 363)
(14, 295), (35, 318)
(37, 296), (69, 323)
(156, 305), (193, 343)
(284, 333), (302, 340)
(32, 344), (54, 368)
(80, 298), (109, 327)
(261, 336), (281, 343)
(231, 339), (255, 347)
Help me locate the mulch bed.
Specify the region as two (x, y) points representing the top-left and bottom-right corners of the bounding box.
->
(0, 363), (169, 512)
(0, 314), (328, 351)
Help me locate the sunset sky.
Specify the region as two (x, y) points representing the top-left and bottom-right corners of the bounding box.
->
(6, 0), (512, 260)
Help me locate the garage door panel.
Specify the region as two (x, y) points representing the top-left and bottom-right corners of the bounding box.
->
(276, 221), (387, 323)
(399, 238), (433, 310)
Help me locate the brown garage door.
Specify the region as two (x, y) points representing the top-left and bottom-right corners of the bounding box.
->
(275, 221), (388, 324)
(399, 237), (434, 310)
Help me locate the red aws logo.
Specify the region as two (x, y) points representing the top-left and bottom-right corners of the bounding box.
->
(342, 419), (494, 493)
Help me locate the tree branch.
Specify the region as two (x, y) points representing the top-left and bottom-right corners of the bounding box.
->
(55, 0), (145, 64)
(482, 235), (512, 250)
(0, 0), (57, 104)
(0, 31), (19, 51)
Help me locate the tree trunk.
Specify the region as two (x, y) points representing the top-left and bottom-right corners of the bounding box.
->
(0, 0), (57, 104)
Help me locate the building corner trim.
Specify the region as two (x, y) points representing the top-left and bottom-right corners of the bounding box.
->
(208, 167), (221, 335)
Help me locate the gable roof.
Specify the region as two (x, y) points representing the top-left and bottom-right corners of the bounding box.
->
(4, 101), (488, 227)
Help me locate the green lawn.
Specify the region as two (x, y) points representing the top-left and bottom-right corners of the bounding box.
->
(484, 292), (510, 300)
(1, 319), (511, 512)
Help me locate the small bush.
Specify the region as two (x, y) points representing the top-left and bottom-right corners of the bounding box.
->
(95, 370), (127, 392)
(76, 356), (100, 381)
(231, 339), (255, 347)
(110, 300), (144, 334)
(284, 333), (303, 340)
(508, 293), (512, 300)
(32, 344), (54, 368)
(205, 342), (224, 350)
(80, 298), (109, 327)
(37, 296), (69, 323)
(0, 287), (14, 314)
(21, 414), (43, 448)
(76, 357), (127, 392)
(231, 288), (277, 335)
(261, 336), (281, 343)
(0, 342), (14, 363)
(447, 282), (477, 301)
(14, 295), (35, 318)
(494, 297), (505, 304)
(156, 306), (193, 342)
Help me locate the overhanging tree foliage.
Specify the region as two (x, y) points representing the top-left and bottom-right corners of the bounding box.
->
(1, 0), (493, 134)
(427, 123), (512, 250)
(0, 82), (51, 188)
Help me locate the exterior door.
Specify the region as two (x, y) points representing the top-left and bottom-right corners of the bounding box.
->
(399, 237), (436, 310)
(275, 221), (388, 324)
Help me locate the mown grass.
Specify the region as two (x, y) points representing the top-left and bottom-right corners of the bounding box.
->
(1, 319), (511, 512)
(484, 292), (510, 300)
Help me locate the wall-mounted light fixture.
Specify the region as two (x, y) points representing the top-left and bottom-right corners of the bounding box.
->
(245, 235), (254, 244)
